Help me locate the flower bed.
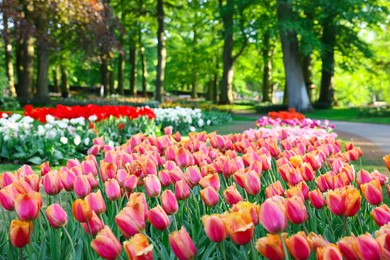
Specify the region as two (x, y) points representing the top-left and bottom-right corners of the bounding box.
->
(0, 119), (389, 259)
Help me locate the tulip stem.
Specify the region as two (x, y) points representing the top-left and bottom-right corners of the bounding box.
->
(279, 233), (290, 260)
(343, 216), (350, 236)
(62, 226), (76, 259)
(219, 242), (227, 260)
(19, 248), (23, 260)
(250, 239), (257, 260)
(324, 209), (335, 238)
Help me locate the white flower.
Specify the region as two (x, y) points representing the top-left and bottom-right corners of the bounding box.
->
(207, 120), (211, 125)
(37, 125), (45, 136)
(2, 113), (8, 118)
(46, 129), (57, 139)
(60, 136), (68, 144)
(84, 137), (90, 146)
(88, 115), (98, 122)
(57, 121), (68, 129)
(46, 115), (56, 124)
(198, 119), (204, 128)
(189, 126), (196, 132)
(74, 135), (81, 146)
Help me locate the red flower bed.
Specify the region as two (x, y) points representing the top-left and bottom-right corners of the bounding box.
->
(268, 108), (305, 121)
(24, 104), (156, 123)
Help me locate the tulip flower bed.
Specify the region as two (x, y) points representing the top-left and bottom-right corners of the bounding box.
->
(1, 121), (390, 259)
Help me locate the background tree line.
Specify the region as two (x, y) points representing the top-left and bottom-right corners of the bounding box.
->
(0, 0), (389, 112)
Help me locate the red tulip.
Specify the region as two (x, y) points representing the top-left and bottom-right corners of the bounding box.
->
(81, 212), (104, 236)
(286, 232), (311, 260)
(360, 179), (383, 206)
(256, 233), (285, 260)
(46, 203), (67, 228)
(259, 196), (288, 234)
(202, 215), (227, 243)
(148, 205), (170, 231)
(169, 227), (197, 260)
(0, 185), (19, 211)
(161, 189), (178, 215)
(115, 202), (146, 238)
(371, 204), (390, 226)
(308, 189), (326, 209)
(72, 198), (92, 223)
(200, 187), (219, 207)
(124, 233), (154, 260)
(144, 174), (161, 198)
(15, 191), (41, 221)
(355, 233), (381, 260)
(105, 179), (121, 201)
(91, 226), (122, 259)
(10, 219), (33, 248)
(223, 184), (243, 206)
(286, 196), (308, 224)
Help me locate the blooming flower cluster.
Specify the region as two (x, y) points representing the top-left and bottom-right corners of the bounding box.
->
(268, 108), (306, 120)
(0, 116), (389, 259)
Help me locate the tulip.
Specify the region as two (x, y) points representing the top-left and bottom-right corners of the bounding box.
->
(81, 212), (104, 236)
(383, 154), (390, 171)
(105, 179), (121, 201)
(124, 233), (154, 260)
(39, 162), (51, 176)
(223, 184), (243, 206)
(128, 193), (149, 220)
(316, 244), (343, 260)
(199, 173), (220, 191)
(23, 174), (40, 192)
(360, 179), (383, 206)
(307, 232), (329, 253)
(10, 219), (33, 248)
(15, 191), (41, 221)
(85, 190), (106, 215)
(161, 189), (178, 215)
(100, 161), (117, 183)
(12, 179), (34, 194)
(286, 232), (311, 260)
(144, 174), (161, 198)
(375, 233), (390, 260)
(202, 215), (227, 243)
(0, 172), (16, 188)
(148, 205), (170, 231)
(230, 201), (259, 225)
(223, 211), (254, 245)
(169, 227), (197, 260)
(59, 167), (76, 191)
(200, 187), (219, 207)
(175, 179), (190, 200)
(73, 175), (91, 198)
(337, 235), (359, 260)
(259, 196), (288, 234)
(176, 147), (194, 168)
(0, 185), (19, 211)
(243, 170), (261, 196)
(308, 189), (326, 209)
(42, 170), (63, 195)
(355, 233), (381, 260)
(343, 186), (361, 217)
(326, 186), (361, 217)
(370, 170), (387, 186)
(286, 196), (308, 224)
(371, 204), (390, 226)
(46, 203), (67, 228)
(186, 166), (202, 186)
(266, 181), (285, 198)
(256, 233), (285, 260)
(115, 202), (146, 238)
(72, 199), (92, 223)
(299, 163), (315, 182)
(91, 226), (122, 259)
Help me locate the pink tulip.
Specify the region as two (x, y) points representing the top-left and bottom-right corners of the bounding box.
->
(200, 187), (219, 207)
(73, 175), (91, 198)
(105, 179), (121, 201)
(148, 205), (170, 231)
(15, 192), (42, 221)
(42, 170), (63, 195)
(144, 174), (161, 198)
(202, 215), (227, 243)
(175, 179), (190, 200)
(169, 227), (197, 260)
(161, 189), (178, 215)
(115, 202), (146, 238)
(46, 203), (67, 228)
(85, 190), (106, 215)
(81, 212), (104, 236)
(259, 196), (287, 234)
(286, 196), (308, 224)
(223, 184), (243, 206)
(0, 185), (19, 211)
(91, 226), (122, 259)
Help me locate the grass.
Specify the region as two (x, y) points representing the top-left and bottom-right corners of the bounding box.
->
(305, 107), (390, 124)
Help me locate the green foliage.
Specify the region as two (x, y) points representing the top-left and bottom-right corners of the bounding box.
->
(0, 97), (20, 110)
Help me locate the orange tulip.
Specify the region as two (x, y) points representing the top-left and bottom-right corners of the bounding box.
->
(169, 227), (197, 260)
(337, 235), (359, 260)
(46, 203), (67, 229)
(148, 205), (170, 231)
(266, 181), (285, 198)
(23, 174), (40, 192)
(360, 179), (383, 206)
(115, 202), (146, 238)
(383, 154), (390, 171)
(72, 198), (92, 223)
(223, 184), (243, 206)
(99, 161), (117, 182)
(91, 226), (122, 259)
(307, 232), (329, 253)
(200, 187), (219, 207)
(161, 189), (178, 215)
(286, 196), (308, 224)
(9, 219), (33, 248)
(256, 233), (285, 260)
(355, 233), (381, 260)
(223, 211), (254, 245)
(230, 201), (259, 225)
(128, 193), (149, 220)
(371, 204), (390, 226)
(316, 244), (342, 260)
(326, 186), (361, 217)
(259, 196), (287, 234)
(202, 215), (227, 243)
(124, 233), (154, 260)
(15, 191), (41, 221)
(286, 232), (311, 260)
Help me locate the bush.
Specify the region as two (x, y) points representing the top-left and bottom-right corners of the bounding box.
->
(254, 102), (288, 114)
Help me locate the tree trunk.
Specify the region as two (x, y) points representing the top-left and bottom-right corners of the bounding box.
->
(101, 56), (109, 96)
(117, 51), (125, 95)
(139, 37), (148, 97)
(318, 20), (336, 106)
(35, 16), (50, 102)
(219, 0), (234, 104)
(277, 0), (312, 112)
(191, 74), (198, 99)
(213, 59), (219, 103)
(109, 62), (115, 95)
(3, 12), (16, 97)
(156, 0), (166, 102)
(129, 34), (137, 96)
(60, 65), (69, 98)
(53, 66), (61, 93)
(261, 31), (273, 103)
(302, 53), (314, 102)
